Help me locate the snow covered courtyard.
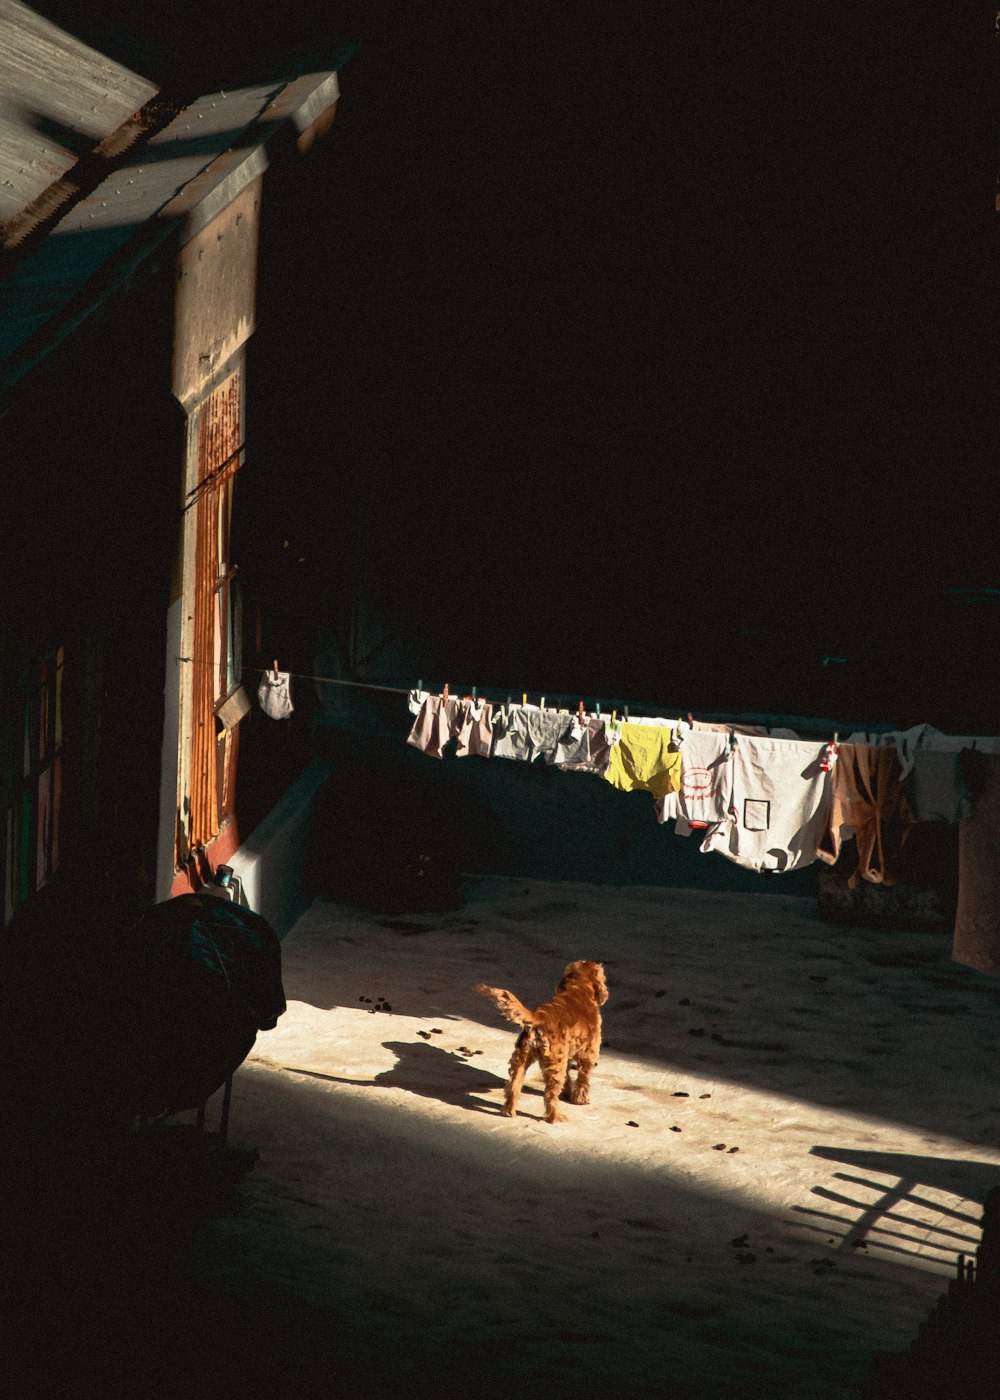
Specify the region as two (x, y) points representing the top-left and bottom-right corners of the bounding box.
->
(186, 876), (1000, 1398)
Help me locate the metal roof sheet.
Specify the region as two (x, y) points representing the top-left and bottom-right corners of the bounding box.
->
(0, 0), (157, 226)
(0, 44), (354, 397)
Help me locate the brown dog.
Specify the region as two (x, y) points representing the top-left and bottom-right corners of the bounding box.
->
(474, 960), (608, 1122)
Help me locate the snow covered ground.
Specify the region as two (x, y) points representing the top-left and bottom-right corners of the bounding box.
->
(185, 876), (1000, 1398)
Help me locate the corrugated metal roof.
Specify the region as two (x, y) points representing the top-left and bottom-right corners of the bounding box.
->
(0, 10), (357, 399)
(0, 0), (157, 226)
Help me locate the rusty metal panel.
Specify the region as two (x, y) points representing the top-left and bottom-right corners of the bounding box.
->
(186, 369), (242, 853)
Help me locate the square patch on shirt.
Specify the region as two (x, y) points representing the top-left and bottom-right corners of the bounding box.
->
(743, 798), (770, 831)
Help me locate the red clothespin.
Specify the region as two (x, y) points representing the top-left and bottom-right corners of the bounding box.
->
(578, 700), (585, 720)
(272, 657), (279, 678)
(687, 712), (695, 726)
(820, 733), (839, 772)
(442, 682), (450, 702)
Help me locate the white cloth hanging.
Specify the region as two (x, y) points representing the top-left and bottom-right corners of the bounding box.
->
(258, 670), (294, 720)
(696, 736), (833, 874)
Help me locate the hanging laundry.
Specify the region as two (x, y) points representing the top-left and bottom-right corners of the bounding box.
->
(602, 722), (682, 801)
(847, 723), (984, 824)
(551, 715), (612, 775)
(492, 705), (575, 763)
(258, 670), (293, 720)
(697, 736), (833, 873)
(658, 728), (733, 833)
(407, 693), (461, 759)
(904, 754), (973, 824)
(953, 751), (1000, 975)
(815, 743), (914, 887)
(454, 699), (495, 758)
(846, 724), (1000, 763)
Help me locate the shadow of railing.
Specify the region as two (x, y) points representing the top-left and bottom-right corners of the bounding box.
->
(863, 1181), (1000, 1397)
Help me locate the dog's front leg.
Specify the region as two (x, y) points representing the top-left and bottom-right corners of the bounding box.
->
(569, 1054), (596, 1105)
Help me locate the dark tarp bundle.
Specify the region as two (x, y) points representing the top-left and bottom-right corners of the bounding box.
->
(121, 893), (286, 1116)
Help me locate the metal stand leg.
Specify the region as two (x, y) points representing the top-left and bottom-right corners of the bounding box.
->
(194, 1074), (234, 1142)
(219, 1073), (233, 1146)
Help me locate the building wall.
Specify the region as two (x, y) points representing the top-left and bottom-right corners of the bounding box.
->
(1, 267), (183, 935)
(165, 177), (263, 898)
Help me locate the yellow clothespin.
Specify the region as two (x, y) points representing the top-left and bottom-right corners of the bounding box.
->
(522, 692), (527, 706)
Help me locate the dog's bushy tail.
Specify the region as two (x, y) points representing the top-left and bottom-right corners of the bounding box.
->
(474, 984), (538, 1026)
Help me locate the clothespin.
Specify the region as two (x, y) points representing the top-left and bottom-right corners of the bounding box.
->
(820, 733), (839, 772)
(596, 702), (601, 717)
(540, 696), (546, 710)
(612, 709), (617, 724)
(578, 700), (585, 720)
(443, 682), (450, 701)
(472, 687), (477, 700)
(417, 678), (423, 693)
(624, 706), (629, 720)
(272, 658), (279, 678)
(522, 692), (527, 706)
(687, 712), (695, 726)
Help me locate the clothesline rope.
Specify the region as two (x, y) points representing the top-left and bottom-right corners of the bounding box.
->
(176, 657), (411, 695)
(176, 654), (871, 737)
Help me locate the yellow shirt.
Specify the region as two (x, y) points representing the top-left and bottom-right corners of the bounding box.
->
(603, 723), (682, 800)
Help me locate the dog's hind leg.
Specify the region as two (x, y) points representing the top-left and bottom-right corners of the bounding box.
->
(502, 1032), (533, 1117)
(543, 1041), (570, 1123)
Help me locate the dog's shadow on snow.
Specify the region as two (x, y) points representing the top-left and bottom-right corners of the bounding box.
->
(284, 1040), (539, 1116)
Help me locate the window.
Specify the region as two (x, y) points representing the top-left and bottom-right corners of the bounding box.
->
(2, 645), (63, 925)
